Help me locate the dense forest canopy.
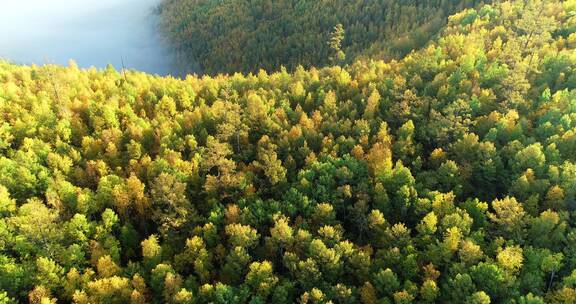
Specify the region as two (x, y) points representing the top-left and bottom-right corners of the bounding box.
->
(1, 0), (576, 303)
(158, 0), (485, 74)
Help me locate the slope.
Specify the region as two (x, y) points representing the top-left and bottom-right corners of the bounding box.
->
(158, 0), (485, 74)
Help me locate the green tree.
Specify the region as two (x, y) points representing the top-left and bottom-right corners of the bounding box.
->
(245, 261), (278, 299)
(329, 24), (346, 65)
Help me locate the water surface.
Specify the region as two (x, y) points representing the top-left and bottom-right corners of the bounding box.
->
(0, 0), (177, 75)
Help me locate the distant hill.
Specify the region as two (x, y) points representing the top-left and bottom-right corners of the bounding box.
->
(158, 0), (485, 74)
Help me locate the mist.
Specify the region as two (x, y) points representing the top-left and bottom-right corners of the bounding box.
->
(0, 0), (180, 76)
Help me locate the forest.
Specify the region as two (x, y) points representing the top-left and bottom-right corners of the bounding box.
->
(1, 0), (576, 303)
(158, 0), (484, 74)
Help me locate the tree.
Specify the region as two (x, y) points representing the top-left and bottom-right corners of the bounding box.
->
(468, 291), (491, 304)
(141, 235), (162, 270)
(417, 211), (438, 236)
(254, 136), (287, 185)
(125, 174), (150, 219)
(366, 122), (393, 177)
(35, 257), (64, 295)
(150, 173), (196, 237)
(308, 239), (342, 282)
(360, 282), (378, 304)
(96, 255), (120, 278)
(221, 246), (251, 284)
(28, 285), (56, 304)
(175, 236), (213, 283)
(269, 215), (294, 252)
(393, 120), (417, 164)
(541, 252), (564, 293)
(202, 136), (240, 196)
(245, 261), (278, 299)
(74, 276), (132, 304)
(528, 210), (567, 250)
(470, 263), (506, 300)
(8, 199), (63, 258)
(329, 24), (346, 65)
(516, 0), (558, 63)
(0, 186), (16, 217)
(364, 90), (381, 120)
(225, 223), (259, 248)
(497, 245), (524, 274)
(0, 291), (16, 304)
(420, 280), (438, 303)
(373, 268), (400, 297)
(299, 287), (326, 304)
(488, 196), (526, 240)
(458, 240), (484, 265)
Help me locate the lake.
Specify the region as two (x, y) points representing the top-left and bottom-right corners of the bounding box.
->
(0, 0), (180, 76)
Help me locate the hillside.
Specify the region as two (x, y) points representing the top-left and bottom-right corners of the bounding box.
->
(158, 0), (485, 74)
(1, 0), (576, 303)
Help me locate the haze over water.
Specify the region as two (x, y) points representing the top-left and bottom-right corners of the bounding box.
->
(0, 0), (177, 75)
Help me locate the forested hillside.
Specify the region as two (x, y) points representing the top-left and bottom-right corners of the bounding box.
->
(1, 0), (576, 303)
(158, 0), (485, 74)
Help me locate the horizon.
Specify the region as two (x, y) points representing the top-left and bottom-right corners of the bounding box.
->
(0, 0), (174, 75)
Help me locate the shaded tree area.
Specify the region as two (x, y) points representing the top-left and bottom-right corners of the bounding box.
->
(158, 0), (486, 74)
